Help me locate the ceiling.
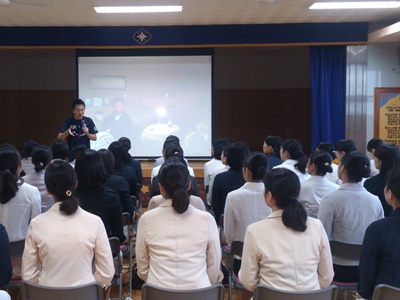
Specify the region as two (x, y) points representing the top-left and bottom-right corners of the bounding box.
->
(0, 0), (399, 42)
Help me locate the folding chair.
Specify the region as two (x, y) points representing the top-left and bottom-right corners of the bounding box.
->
(121, 212), (132, 296)
(20, 281), (103, 300)
(5, 239), (25, 297)
(330, 241), (362, 300)
(372, 284), (400, 300)
(142, 283), (224, 300)
(253, 284), (340, 300)
(109, 237), (123, 300)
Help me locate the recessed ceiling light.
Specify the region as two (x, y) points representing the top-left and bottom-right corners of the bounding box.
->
(310, 1), (400, 9)
(94, 6), (183, 13)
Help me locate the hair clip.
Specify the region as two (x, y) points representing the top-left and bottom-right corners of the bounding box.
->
(324, 162), (330, 166)
(40, 162), (44, 167)
(66, 190), (72, 197)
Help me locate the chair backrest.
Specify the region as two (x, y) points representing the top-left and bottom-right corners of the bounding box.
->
(372, 284), (400, 300)
(253, 284), (340, 300)
(329, 241), (362, 261)
(122, 212), (131, 227)
(20, 281), (104, 300)
(141, 283), (224, 300)
(108, 236), (120, 258)
(10, 239), (25, 257)
(231, 241), (243, 258)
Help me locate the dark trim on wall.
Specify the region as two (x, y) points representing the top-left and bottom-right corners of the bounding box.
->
(0, 23), (368, 47)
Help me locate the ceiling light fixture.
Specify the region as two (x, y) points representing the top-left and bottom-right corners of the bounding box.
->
(94, 6), (183, 13)
(309, 1), (400, 9)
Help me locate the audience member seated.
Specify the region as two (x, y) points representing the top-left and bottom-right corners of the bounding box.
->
(239, 168), (334, 292)
(316, 142), (340, 184)
(335, 139), (358, 162)
(152, 135), (189, 168)
(151, 143), (194, 183)
(364, 143), (400, 217)
(49, 138), (69, 162)
(22, 161), (114, 287)
(23, 145), (55, 213)
(150, 146), (198, 198)
(68, 144), (87, 167)
(224, 151), (272, 246)
(0, 224), (12, 287)
(204, 138), (230, 195)
(98, 149), (134, 219)
(136, 158), (222, 289)
(262, 135), (283, 170)
(318, 151), (384, 282)
(75, 149), (126, 244)
(118, 137), (143, 188)
(273, 139), (310, 182)
(207, 145), (230, 207)
(212, 142), (250, 223)
(366, 138), (384, 177)
(20, 140), (38, 177)
(0, 144), (41, 279)
(357, 165), (400, 299)
(298, 151), (339, 218)
(108, 141), (139, 199)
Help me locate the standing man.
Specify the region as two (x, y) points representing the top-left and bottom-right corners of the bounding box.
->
(58, 99), (98, 161)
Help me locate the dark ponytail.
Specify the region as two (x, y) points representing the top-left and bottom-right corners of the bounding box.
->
(341, 151), (370, 182)
(243, 151), (268, 181)
(158, 157), (190, 214)
(309, 151), (333, 176)
(281, 139), (308, 174)
(31, 145), (52, 173)
(0, 144), (20, 204)
(45, 161), (79, 215)
(264, 168), (307, 232)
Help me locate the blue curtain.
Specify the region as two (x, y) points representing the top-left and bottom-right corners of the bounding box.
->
(310, 46), (346, 151)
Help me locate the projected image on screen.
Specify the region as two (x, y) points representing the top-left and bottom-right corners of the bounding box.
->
(78, 55), (212, 157)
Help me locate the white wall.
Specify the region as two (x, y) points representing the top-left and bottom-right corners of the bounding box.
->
(366, 42), (400, 142)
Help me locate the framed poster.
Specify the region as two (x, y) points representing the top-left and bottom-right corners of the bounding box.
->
(374, 88), (400, 146)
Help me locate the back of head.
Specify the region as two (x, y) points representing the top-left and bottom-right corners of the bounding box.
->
(22, 140), (38, 159)
(75, 149), (107, 189)
(243, 151), (269, 181)
(98, 148), (115, 177)
(50, 138), (69, 160)
(158, 158), (190, 214)
(281, 139), (307, 174)
(263, 168), (306, 232)
(341, 151), (370, 182)
(31, 145), (52, 173)
(226, 142), (250, 170)
(367, 138), (384, 152)
(264, 135), (282, 157)
(70, 144), (87, 162)
(71, 98), (85, 110)
(336, 139), (357, 153)
(108, 141), (130, 170)
(385, 165), (400, 201)
(309, 151), (333, 176)
(0, 144), (20, 204)
(45, 161), (78, 215)
(163, 135), (180, 150)
(317, 142), (337, 159)
(118, 137), (131, 151)
(374, 144), (400, 176)
(164, 144), (184, 161)
(212, 138), (230, 160)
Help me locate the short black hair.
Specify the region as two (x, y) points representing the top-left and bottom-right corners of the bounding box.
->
(118, 137), (131, 150)
(226, 142), (250, 170)
(366, 138), (384, 152)
(212, 138), (230, 160)
(112, 97), (124, 106)
(50, 139), (69, 160)
(71, 99), (85, 110)
(22, 140), (38, 159)
(336, 139), (357, 153)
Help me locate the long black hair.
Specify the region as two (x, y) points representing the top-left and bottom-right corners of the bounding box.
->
(158, 157), (190, 214)
(0, 144), (20, 204)
(264, 168), (307, 232)
(45, 161), (79, 215)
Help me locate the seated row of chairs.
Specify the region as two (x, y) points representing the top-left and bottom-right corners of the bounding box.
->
(14, 281), (400, 300)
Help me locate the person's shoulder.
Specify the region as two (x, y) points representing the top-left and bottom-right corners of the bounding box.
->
(83, 116), (95, 122)
(19, 181), (39, 193)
